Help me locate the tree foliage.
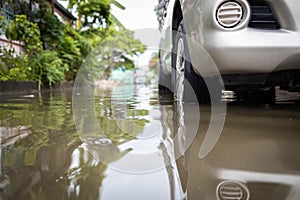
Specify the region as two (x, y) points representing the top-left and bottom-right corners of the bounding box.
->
(1, 15), (67, 88)
(68, 0), (111, 28)
(95, 27), (146, 76)
(0, 0), (146, 86)
(5, 15), (42, 54)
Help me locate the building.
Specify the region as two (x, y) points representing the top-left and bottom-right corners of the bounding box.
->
(0, 1), (23, 55)
(46, 0), (76, 23)
(0, 0), (76, 55)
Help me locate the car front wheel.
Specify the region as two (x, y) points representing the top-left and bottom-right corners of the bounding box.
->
(172, 21), (210, 104)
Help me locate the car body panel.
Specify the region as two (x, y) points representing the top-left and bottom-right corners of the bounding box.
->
(159, 0), (300, 87)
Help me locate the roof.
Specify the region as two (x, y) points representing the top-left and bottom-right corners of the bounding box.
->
(46, 0), (76, 21)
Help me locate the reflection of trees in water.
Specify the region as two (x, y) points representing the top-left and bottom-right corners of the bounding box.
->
(0, 91), (80, 199)
(0, 93), (72, 198)
(94, 87), (149, 145)
(0, 88), (150, 199)
(3, 141), (108, 200)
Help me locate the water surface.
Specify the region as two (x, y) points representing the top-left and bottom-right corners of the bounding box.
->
(0, 85), (299, 200)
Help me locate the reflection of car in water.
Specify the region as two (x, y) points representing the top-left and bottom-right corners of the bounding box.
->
(159, 96), (300, 200)
(157, 0), (300, 102)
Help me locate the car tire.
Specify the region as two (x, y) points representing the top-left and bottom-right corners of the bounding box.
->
(172, 21), (210, 104)
(158, 52), (173, 97)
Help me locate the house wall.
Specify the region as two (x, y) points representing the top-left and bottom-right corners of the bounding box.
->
(0, 0), (75, 56)
(0, 35), (23, 56)
(0, 2), (23, 56)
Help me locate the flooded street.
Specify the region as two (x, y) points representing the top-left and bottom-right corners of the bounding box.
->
(0, 84), (300, 200)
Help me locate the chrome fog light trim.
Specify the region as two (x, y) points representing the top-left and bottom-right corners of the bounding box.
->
(217, 180), (250, 200)
(216, 0), (250, 30)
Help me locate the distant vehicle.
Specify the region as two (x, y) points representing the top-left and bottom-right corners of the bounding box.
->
(157, 0), (300, 102)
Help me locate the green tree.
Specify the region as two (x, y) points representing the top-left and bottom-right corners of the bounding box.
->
(1, 0), (146, 85)
(5, 15), (43, 55)
(97, 26), (146, 75)
(78, 26), (146, 81)
(1, 15), (67, 88)
(68, 0), (126, 29)
(68, 0), (111, 28)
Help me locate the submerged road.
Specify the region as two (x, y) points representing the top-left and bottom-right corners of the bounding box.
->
(0, 84), (299, 200)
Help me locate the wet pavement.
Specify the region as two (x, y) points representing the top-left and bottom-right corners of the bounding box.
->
(0, 84), (299, 200)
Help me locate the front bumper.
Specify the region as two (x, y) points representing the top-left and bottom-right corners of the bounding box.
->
(202, 28), (300, 74)
(184, 0), (300, 76)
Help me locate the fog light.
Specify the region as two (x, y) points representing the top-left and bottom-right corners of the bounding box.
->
(216, 1), (243, 28)
(217, 180), (250, 200)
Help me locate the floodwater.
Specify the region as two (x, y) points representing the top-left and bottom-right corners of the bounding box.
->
(0, 84), (299, 200)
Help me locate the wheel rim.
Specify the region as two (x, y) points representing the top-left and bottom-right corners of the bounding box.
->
(176, 95), (186, 156)
(175, 37), (185, 102)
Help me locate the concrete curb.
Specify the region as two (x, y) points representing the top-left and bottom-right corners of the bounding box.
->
(0, 81), (75, 94)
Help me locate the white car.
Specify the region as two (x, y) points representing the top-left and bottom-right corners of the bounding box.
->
(158, 0), (300, 102)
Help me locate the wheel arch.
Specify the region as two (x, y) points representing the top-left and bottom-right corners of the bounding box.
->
(172, 0), (183, 48)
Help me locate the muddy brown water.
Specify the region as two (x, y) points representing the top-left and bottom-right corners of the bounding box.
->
(0, 85), (299, 200)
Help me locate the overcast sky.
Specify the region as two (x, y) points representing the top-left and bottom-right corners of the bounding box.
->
(59, 0), (158, 30)
(111, 0), (160, 67)
(111, 0), (158, 30)
(59, 0), (160, 66)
